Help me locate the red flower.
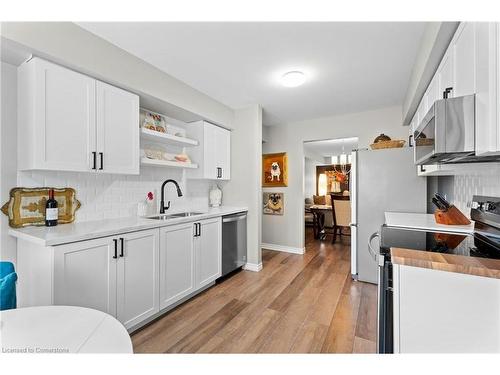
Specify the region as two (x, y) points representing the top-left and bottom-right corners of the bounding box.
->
(147, 192), (154, 201)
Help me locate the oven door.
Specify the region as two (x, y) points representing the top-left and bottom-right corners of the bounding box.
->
(377, 253), (393, 354)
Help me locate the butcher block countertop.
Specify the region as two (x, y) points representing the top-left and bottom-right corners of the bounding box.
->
(391, 248), (500, 279)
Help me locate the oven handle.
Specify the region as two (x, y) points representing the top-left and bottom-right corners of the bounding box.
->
(368, 231), (380, 262)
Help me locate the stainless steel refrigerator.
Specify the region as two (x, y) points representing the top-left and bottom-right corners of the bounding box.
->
(350, 147), (427, 284)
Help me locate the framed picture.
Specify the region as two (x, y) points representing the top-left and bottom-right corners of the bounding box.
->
(263, 192), (284, 215)
(262, 152), (288, 187)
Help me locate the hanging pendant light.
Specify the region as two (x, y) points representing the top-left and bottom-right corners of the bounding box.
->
(333, 139), (351, 175)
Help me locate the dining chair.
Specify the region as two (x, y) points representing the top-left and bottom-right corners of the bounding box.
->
(330, 194), (351, 244)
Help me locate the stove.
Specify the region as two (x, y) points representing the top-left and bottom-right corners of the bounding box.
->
(381, 195), (500, 259)
(376, 195), (500, 354)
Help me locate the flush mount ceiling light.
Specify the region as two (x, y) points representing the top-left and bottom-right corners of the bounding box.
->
(280, 71), (306, 87)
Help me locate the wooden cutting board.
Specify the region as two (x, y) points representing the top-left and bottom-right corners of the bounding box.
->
(1, 187), (81, 228)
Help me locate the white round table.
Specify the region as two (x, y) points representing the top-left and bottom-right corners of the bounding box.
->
(0, 306), (133, 353)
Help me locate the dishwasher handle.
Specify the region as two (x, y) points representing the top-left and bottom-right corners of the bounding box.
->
(223, 213), (247, 223)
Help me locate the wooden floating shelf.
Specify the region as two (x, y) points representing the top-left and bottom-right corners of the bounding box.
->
(140, 128), (198, 147)
(140, 157), (198, 169)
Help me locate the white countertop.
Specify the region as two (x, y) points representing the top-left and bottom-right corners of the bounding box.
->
(9, 206), (248, 246)
(0, 305), (132, 353)
(384, 212), (475, 234)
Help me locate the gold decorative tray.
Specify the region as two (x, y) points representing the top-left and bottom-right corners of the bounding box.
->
(1, 187), (81, 228)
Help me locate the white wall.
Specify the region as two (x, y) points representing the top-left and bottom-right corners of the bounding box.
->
(262, 105), (407, 250)
(224, 105), (262, 268)
(0, 62), (18, 264)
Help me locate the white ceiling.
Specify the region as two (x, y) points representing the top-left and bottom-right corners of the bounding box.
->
(304, 137), (359, 158)
(78, 22), (426, 126)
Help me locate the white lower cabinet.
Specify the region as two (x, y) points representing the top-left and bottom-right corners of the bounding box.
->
(393, 264), (500, 353)
(159, 217), (222, 309)
(54, 236), (118, 317)
(196, 218), (222, 288)
(116, 230), (159, 329)
(159, 222), (196, 309)
(54, 228), (160, 330)
(21, 218), (222, 331)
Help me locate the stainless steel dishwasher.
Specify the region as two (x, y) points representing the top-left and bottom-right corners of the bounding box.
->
(221, 212), (247, 277)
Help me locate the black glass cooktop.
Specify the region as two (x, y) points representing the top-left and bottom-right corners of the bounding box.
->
(380, 225), (500, 260)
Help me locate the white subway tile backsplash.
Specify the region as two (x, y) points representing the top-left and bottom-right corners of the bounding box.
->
(17, 168), (211, 223)
(453, 165), (500, 216)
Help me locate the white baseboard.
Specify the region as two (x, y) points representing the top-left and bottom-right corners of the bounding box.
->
(243, 262), (263, 272)
(261, 243), (305, 255)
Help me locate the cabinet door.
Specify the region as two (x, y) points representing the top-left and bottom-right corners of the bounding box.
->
(394, 264), (500, 353)
(216, 126), (231, 180)
(54, 237), (117, 316)
(96, 81), (139, 175)
(117, 229), (159, 329)
(203, 122), (219, 179)
(34, 58), (96, 172)
(475, 22), (500, 155)
(426, 75), (440, 110)
(196, 218), (222, 288)
(454, 23), (476, 97)
(438, 49), (455, 99)
(159, 223), (196, 310)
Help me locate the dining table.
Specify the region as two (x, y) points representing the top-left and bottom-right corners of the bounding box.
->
(309, 204), (332, 240)
(0, 305), (133, 353)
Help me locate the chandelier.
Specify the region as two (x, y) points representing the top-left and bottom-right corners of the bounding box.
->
(332, 139), (351, 175)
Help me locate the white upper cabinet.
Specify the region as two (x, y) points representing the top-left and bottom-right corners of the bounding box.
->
(96, 81), (139, 174)
(18, 57), (139, 174)
(18, 58), (97, 172)
(475, 22), (500, 156)
(453, 22), (476, 97)
(413, 22), (500, 163)
(438, 48), (455, 99)
(187, 121), (231, 180)
(425, 75), (440, 111)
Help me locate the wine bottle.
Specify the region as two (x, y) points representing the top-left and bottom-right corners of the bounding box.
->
(45, 189), (58, 227)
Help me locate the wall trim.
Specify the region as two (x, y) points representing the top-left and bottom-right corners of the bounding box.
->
(261, 243), (305, 255)
(243, 262), (263, 272)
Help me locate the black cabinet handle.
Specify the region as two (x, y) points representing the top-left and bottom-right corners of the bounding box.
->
(408, 134), (413, 148)
(113, 239), (118, 259)
(420, 165), (426, 173)
(443, 87), (453, 99)
(92, 152), (97, 170)
(194, 223), (201, 237)
(99, 152), (103, 170)
(120, 237), (124, 257)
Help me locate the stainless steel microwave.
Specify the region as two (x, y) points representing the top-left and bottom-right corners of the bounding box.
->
(414, 95), (475, 165)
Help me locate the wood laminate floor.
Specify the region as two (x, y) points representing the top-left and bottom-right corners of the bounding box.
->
(132, 228), (377, 353)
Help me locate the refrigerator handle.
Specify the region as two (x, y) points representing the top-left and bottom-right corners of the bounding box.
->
(368, 231), (380, 262)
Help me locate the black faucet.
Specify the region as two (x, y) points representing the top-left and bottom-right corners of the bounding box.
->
(160, 179), (183, 214)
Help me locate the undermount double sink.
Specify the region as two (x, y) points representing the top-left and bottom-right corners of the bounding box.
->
(147, 212), (204, 220)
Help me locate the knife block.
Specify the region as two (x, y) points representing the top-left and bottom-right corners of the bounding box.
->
(434, 205), (471, 225)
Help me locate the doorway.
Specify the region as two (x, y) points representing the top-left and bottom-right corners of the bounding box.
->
(303, 137), (358, 244)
